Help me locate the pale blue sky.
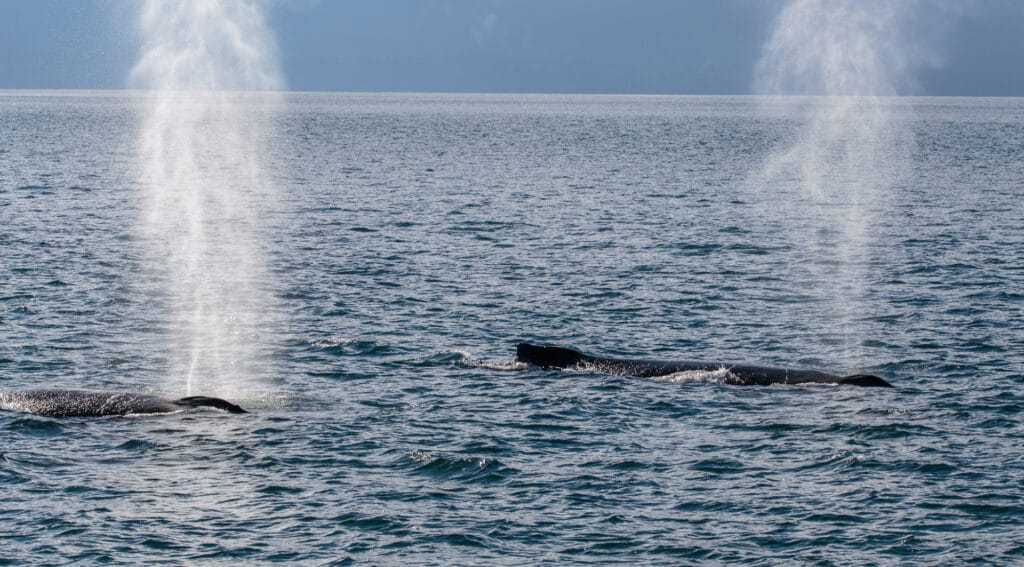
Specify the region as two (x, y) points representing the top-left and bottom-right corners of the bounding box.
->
(1, 0), (1022, 95)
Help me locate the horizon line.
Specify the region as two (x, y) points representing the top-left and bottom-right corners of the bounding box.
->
(1, 88), (1022, 100)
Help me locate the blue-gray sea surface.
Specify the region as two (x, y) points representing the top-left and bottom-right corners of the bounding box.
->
(1, 92), (1022, 564)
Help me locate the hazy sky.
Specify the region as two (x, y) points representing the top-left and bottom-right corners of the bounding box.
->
(1, 0), (1022, 96)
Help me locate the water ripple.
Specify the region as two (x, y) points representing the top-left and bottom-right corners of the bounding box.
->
(1, 93), (1022, 564)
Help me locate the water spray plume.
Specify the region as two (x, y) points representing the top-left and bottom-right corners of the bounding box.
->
(131, 0), (284, 398)
(755, 0), (914, 97)
(753, 0), (919, 366)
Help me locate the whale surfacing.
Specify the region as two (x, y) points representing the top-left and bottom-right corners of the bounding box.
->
(0, 389), (248, 417)
(515, 343), (892, 388)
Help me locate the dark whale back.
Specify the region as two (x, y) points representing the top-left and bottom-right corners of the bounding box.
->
(838, 374), (893, 388)
(515, 343), (893, 388)
(175, 396), (248, 414)
(0, 389), (249, 417)
(516, 343), (590, 368)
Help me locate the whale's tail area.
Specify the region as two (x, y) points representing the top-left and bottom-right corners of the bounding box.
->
(516, 343), (589, 368)
(175, 396), (249, 414)
(838, 374), (893, 388)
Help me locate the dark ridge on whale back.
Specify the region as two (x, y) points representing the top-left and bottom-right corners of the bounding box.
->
(839, 374), (894, 388)
(175, 396), (249, 414)
(516, 343), (587, 368)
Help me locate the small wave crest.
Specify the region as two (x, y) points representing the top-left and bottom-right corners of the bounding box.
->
(4, 416), (65, 434)
(308, 336), (355, 349)
(470, 354), (527, 372)
(407, 450), (515, 483)
(413, 350), (527, 371)
(307, 337), (391, 356)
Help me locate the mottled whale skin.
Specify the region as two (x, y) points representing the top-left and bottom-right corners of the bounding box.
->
(515, 343), (893, 387)
(0, 389), (248, 417)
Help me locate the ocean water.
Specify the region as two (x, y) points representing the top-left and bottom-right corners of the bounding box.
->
(1, 91), (1022, 564)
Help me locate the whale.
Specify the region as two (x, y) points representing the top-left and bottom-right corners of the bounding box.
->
(0, 389), (248, 417)
(515, 343), (893, 387)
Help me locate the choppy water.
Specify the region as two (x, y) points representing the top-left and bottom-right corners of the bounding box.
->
(1, 92), (1022, 564)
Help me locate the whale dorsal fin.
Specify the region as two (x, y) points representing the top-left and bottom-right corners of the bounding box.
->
(838, 375), (894, 388)
(175, 396), (249, 413)
(516, 343), (589, 368)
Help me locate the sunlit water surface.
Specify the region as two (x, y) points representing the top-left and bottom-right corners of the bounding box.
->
(1, 92), (1022, 564)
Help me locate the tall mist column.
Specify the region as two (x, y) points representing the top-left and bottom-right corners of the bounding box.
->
(753, 0), (916, 365)
(132, 0), (283, 396)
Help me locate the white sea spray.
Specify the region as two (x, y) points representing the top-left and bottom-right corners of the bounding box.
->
(131, 0), (284, 397)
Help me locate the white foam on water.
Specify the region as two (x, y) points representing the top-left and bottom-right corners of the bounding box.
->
(309, 337), (361, 349)
(644, 367), (735, 385)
